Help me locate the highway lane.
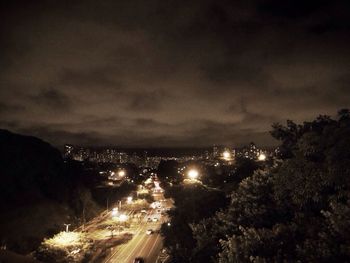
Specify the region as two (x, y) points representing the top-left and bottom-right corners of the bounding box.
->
(104, 216), (163, 263)
(104, 190), (172, 263)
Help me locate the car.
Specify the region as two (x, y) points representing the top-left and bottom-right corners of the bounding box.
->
(146, 229), (153, 235)
(141, 209), (147, 213)
(147, 217), (152, 222)
(152, 217), (158, 222)
(133, 257), (144, 263)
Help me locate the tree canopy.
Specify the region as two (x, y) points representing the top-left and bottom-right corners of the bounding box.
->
(163, 110), (350, 263)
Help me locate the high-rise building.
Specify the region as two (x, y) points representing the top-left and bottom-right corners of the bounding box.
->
(212, 145), (218, 158)
(64, 144), (74, 158)
(204, 150), (210, 160)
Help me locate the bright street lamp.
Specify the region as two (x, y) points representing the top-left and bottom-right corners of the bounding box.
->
(258, 153), (266, 161)
(127, 196), (133, 204)
(222, 151), (231, 159)
(119, 214), (128, 222)
(118, 170), (126, 177)
(111, 207), (118, 217)
(187, 169), (199, 180)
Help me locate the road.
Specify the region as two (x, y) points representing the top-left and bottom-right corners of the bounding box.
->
(104, 218), (163, 263)
(104, 191), (172, 263)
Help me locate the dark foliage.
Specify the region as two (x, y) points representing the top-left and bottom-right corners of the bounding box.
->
(157, 160), (181, 184)
(164, 110), (350, 263)
(161, 184), (228, 262)
(197, 110), (350, 263)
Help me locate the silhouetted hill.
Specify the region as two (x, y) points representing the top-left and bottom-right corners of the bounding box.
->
(0, 130), (101, 253)
(0, 129), (67, 208)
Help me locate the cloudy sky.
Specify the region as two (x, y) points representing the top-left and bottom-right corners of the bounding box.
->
(1, 0), (350, 147)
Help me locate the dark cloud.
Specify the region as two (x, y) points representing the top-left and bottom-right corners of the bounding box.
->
(227, 98), (278, 126)
(31, 88), (72, 112)
(0, 102), (25, 115)
(334, 73), (350, 93)
(133, 118), (170, 128)
(59, 68), (120, 89)
(1, 0), (350, 147)
(127, 90), (166, 112)
(16, 126), (104, 147)
(201, 62), (270, 88)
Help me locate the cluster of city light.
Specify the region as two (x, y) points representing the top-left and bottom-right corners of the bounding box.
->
(150, 201), (161, 209)
(108, 169), (126, 182)
(144, 177), (153, 185)
(137, 185), (149, 195)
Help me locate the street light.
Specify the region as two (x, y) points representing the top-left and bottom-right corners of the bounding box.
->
(119, 214), (128, 222)
(127, 196), (133, 204)
(64, 223), (71, 232)
(258, 153), (266, 161)
(112, 207), (118, 217)
(222, 150), (231, 160)
(187, 169), (199, 180)
(118, 170), (126, 177)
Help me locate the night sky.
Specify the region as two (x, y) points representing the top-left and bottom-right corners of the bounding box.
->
(1, 0), (350, 147)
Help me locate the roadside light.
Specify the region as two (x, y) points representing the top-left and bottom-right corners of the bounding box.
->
(64, 223), (71, 232)
(187, 169), (199, 180)
(222, 151), (231, 160)
(119, 214), (128, 222)
(118, 170), (126, 177)
(167, 222), (171, 226)
(258, 153), (266, 161)
(127, 196), (133, 204)
(112, 208), (118, 216)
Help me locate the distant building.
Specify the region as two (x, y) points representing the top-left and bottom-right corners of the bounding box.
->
(64, 144), (74, 158)
(212, 145), (219, 158)
(117, 152), (128, 163)
(241, 142), (261, 159)
(142, 151), (148, 166)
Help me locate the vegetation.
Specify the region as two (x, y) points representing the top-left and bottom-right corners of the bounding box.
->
(161, 184), (229, 262)
(162, 110), (350, 262)
(35, 231), (91, 263)
(158, 160), (182, 185)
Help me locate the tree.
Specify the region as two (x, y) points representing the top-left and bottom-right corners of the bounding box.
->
(161, 184), (228, 262)
(157, 160), (181, 184)
(185, 110), (350, 263)
(217, 110), (350, 262)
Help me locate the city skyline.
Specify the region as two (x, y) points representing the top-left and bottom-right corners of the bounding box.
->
(1, 1), (349, 147)
(1, 1), (349, 262)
